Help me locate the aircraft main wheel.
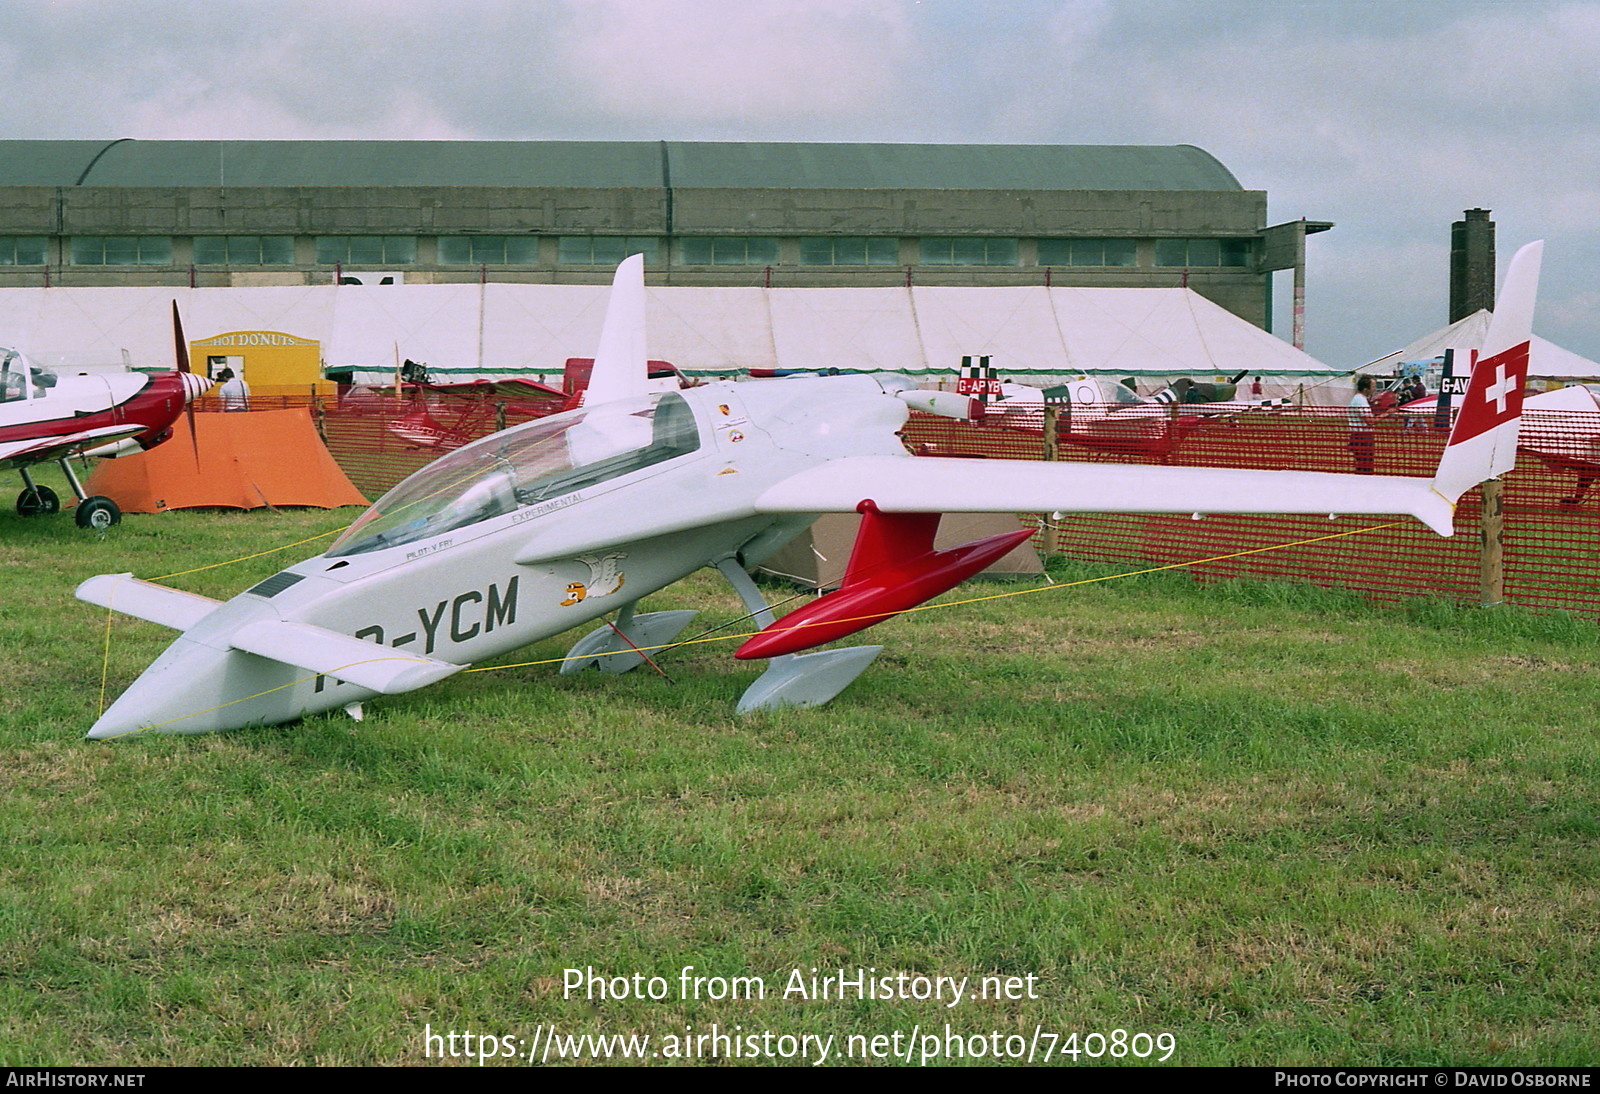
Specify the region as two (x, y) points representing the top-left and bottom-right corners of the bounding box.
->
(17, 485), (60, 517)
(74, 496), (121, 530)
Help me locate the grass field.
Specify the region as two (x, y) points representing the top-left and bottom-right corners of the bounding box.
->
(2, 473), (1597, 1066)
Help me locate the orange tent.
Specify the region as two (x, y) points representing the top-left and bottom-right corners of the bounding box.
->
(87, 409), (368, 512)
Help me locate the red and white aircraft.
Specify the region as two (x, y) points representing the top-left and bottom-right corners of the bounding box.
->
(0, 311), (211, 529)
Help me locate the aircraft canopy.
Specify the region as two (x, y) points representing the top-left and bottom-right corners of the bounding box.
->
(329, 392), (699, 557)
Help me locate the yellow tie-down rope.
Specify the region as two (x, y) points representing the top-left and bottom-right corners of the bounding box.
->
(93, 518), (1408, 735)
(150, 526), (348, 582)
(96, 524), (351, 718)
(471, 520), (1408, 672)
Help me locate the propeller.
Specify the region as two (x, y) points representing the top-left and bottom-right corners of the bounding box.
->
(173, 301), (204, 470)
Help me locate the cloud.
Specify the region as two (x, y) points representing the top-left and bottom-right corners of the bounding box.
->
(0, 0), (1594, 363)
(966, 2), (1600, 362)
(549, 1), (919, 132)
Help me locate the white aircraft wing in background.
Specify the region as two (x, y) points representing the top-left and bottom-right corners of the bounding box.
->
(755, 456), (1458, 536)
(0, 424), (147, 468)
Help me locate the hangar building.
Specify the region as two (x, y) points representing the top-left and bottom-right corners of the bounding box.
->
(0, 140), (1325, 334)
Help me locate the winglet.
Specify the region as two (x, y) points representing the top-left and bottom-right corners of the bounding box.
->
(579, 254), (648, 407)
(1431, 240), (1542, 503)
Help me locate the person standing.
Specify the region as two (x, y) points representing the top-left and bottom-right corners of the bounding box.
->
(1348, 375), (1375, 474)
(217, 367), (250, 412)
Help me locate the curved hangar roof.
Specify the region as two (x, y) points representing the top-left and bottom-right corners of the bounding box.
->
(0, 140), (1243, 191)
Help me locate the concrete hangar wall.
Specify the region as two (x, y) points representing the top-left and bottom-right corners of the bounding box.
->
(0, 140), (1323, 332)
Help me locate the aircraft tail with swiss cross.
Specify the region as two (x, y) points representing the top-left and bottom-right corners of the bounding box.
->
(1430, 240), (1541, 503)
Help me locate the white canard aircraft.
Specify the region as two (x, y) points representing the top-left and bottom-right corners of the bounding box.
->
(77, 245), (1542, 738)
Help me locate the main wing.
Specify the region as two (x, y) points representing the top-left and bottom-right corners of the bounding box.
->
(0, 425), (146, 470)
(756, 240), (1545, 542)
(754, 456), (1457, 536)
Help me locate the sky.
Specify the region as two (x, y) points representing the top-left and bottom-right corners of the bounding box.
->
(1, 0), (1595, 368)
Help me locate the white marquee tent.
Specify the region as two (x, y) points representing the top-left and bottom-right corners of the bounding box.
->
(1367, 309), (1599, 382)
(0, 281), (1337, 384)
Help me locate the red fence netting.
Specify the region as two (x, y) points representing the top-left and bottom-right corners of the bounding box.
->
(904, 405), (1600, 621)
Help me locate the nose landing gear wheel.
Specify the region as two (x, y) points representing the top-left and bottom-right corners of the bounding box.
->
(74, 496), (121, 530)
(17, 485), (60, 517)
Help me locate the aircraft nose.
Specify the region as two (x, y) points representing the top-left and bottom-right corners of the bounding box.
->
(179, 372), (214, 402)
(86, 658), (205, 738)
(86, 711), (147, 740)
(86, 636), (297, 739)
